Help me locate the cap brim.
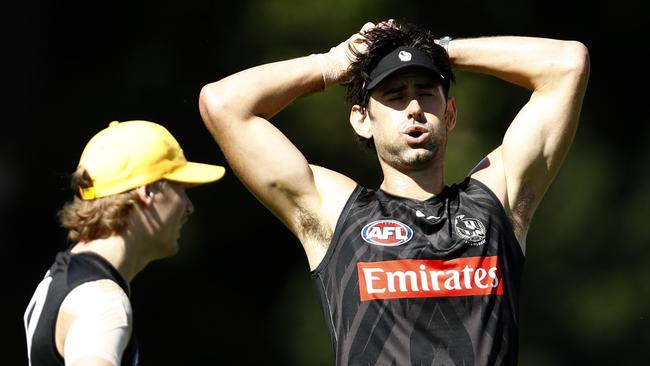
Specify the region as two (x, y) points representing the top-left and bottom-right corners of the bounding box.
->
(164, 161), (226, 185)
(365, 46), (446, 91)
(365, 63), (443, 90)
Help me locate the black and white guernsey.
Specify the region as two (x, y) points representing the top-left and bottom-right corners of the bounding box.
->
(312, 177), (525, 365)
(24, 251), (139, 366)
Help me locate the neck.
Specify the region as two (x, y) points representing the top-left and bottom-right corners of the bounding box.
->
(71, 233), (149, 283)
(379, 160), (446, 201)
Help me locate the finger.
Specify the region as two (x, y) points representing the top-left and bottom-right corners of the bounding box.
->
(360, 22), (375, 34)
(376, 19), (395, 29)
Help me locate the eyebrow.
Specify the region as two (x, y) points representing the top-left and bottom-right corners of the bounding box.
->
(415, 82), (437, 89)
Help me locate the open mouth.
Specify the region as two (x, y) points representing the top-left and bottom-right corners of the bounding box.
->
(408, 130), (424, 138)
(402, 125), (430, 145)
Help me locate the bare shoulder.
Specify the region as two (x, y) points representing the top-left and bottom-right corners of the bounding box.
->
(469, 147), (507, 205)
(57, 280), (131, 357)
(310, 165), (358, 218)
(469, 147), (529, 251)
(95, 279), (127, 294)
(295, 165), (357, 269)
(61, 280), (130, 314)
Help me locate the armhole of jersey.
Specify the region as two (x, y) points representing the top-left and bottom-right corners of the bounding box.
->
(467, 177), (525, 260)
(311, 185), (363, 277)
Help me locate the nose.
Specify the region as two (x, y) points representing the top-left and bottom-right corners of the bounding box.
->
(182, 191), (194, 216)
(186, 199), (194, 216)
(406, 98), (424, 122)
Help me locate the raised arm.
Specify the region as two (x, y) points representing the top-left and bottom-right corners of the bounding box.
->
(198, 25), (373, 267)
(452, 36), (590, 251)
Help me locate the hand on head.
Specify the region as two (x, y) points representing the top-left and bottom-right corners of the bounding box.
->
(316, 33), (363, 87)
(316, 20), (397, 88)
(373, 19), (396, 30)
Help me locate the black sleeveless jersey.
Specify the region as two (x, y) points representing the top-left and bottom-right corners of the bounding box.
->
(311, 178), (524, 366)
(24, 250), (139, 366)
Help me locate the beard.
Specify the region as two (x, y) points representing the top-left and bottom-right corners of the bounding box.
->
(377, 132), (446, 171)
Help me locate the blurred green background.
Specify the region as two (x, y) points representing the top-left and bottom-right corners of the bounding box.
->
(4, 0), (648, 364)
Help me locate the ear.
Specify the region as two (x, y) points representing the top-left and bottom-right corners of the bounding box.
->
(349, 105), (372, 139)
(444, 96), (458, 132)
(134, 185), (154, 206)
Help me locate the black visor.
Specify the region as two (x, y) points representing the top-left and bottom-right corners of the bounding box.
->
(365, 46), (445, 90)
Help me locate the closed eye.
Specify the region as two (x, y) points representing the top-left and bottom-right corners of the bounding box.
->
(387, 94), (403, 101)
(382, 85), (406, 100)
(416, 88), (436, 97)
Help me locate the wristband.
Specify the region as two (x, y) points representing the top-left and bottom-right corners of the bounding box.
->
(438, 36), (452, 53)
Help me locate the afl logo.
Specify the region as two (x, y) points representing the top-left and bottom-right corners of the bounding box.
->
(361, 220), (413, 246)
(454, 215), (486, 246)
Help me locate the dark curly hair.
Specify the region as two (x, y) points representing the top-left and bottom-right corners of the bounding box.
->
(343, 21), (456, 148)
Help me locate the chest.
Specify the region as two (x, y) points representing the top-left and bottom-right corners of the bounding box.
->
(345, 197), (497, 259)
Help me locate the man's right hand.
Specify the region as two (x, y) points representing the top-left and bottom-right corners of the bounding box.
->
(316, 22), (375, 87)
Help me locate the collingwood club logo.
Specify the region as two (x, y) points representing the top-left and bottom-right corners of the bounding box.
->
(398, 50), (412, 62)
(454, 215), (486, 246)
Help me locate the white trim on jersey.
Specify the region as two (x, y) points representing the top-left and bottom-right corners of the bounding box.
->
(24, 271), (53, 366)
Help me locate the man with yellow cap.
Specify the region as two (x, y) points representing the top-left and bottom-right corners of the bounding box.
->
(23, 120), (225, 366)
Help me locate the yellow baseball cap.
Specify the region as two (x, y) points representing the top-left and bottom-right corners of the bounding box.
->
(77, 120), (225, 200)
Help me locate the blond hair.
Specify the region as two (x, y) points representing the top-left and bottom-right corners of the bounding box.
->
(58, 167), (140, 243)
